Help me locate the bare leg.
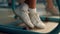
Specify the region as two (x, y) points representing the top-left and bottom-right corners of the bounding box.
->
(46, 0), (59, 15)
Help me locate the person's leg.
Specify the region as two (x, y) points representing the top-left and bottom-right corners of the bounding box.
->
(28, 0), (45, 28)
(14, 0), (35, 28)
(46, 0), (59, 15)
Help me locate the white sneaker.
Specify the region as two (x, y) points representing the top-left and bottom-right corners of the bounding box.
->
(20, 12), (34, 28)
(15, 9), (34, 28)
(29, 8), (46, 28)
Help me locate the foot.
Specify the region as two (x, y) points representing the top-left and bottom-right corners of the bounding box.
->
(46, 7), (59, 16)
(29, 8), (46, 29)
